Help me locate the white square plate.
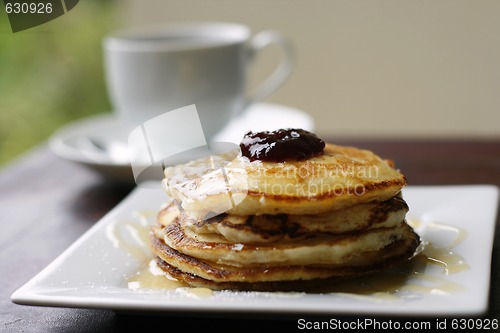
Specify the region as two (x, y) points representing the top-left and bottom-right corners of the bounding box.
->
(11, 185), (499, 316)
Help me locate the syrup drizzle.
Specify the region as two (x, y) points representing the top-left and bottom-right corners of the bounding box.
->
(107, 210), (213, 298)
(416, 221), (469, 275)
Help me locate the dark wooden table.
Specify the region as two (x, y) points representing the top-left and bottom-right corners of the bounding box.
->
(1, 139), (499, 332)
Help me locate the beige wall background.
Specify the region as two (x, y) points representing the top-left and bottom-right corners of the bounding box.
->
(118, 0), (500, 139)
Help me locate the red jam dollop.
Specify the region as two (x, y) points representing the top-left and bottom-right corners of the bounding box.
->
(239, 128), (325, 162)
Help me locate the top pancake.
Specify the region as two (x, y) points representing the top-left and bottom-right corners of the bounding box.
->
(162, 143), (407, 217)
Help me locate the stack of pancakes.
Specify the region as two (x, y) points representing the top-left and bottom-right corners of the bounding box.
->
(150, 142), (420, 291)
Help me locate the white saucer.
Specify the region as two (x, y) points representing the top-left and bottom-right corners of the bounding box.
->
(48, 102), (315, 184)
(49, 113), (135, 183)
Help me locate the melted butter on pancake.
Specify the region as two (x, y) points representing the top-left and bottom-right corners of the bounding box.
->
(163, 144), (406, 218)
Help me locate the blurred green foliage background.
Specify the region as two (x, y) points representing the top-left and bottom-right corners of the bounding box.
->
(0, 1), (117, 165)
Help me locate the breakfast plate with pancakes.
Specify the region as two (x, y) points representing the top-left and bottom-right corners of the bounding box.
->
(12, 130), (499, 316)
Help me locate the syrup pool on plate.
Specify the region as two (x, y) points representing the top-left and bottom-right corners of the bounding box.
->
(105, 210), (214, 297)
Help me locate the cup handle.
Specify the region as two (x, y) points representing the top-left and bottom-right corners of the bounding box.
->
(246, 30), (294, 107)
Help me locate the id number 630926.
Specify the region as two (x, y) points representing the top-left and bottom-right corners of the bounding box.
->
(5, 2), (53, 14)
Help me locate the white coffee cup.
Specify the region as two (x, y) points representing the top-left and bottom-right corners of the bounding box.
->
(103, 21), (294, 141)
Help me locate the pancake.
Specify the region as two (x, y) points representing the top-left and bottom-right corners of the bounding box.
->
(180, 196), (408, 243)
(150, 222), (420, 289)
(151, 129), (420, 292)
(154, 211), (409, 267)
(162, 143), (407, 218)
